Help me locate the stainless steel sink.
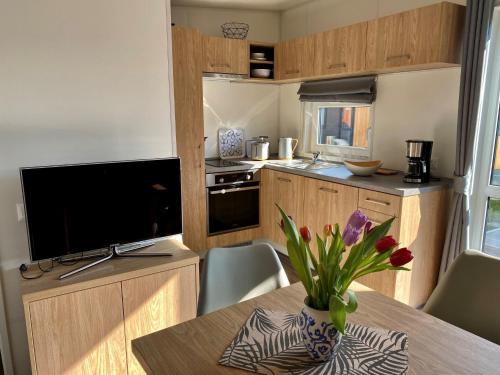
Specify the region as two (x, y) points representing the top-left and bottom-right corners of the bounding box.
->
(267, 160), (338, 170)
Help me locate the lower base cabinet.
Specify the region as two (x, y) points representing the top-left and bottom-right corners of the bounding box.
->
(22, 242), (199, 375)
(29, 283), (128, 375)
(261, 169), (449, 308)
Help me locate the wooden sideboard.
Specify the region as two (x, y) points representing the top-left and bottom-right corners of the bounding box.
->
(21, 239), (199, 375)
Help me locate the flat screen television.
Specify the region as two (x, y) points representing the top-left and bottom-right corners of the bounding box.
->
(21, 158), (182, 261)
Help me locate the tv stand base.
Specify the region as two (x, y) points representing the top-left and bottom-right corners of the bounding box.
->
(58, 243), (172, 280)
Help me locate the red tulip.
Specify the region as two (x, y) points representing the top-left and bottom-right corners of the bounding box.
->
(390, 248), (414, 267)
(375, 236), (398, 253)
(365, 221), (373, 234)
(323, 224), (333, 237)
(300, 226), (312, 243)
(279, 215), (293, 231)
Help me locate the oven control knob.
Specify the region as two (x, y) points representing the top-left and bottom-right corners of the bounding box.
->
(246, 174), (252, 180)
(219, 177), (225, 183)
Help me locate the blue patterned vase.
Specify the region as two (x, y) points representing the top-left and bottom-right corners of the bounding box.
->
(299, 304), (343, 362)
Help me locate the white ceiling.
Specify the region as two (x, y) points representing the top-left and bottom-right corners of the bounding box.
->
(170, 0), (312, 11)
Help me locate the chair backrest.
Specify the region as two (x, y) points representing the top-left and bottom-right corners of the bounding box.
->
(424, 249), (500, 344)
(197, 243), (290, 316)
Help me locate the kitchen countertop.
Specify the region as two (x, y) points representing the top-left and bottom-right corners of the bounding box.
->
(205, 157), (452, 197)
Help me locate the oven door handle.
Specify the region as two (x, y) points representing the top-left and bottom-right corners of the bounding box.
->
(209, 185), (260, 195)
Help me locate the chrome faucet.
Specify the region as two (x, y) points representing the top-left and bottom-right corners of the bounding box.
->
(312, 151), (321, 164)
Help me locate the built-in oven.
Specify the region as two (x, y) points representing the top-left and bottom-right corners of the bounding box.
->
(206, 170), (260, 236)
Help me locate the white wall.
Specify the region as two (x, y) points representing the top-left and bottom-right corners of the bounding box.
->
(172, 6), (281, 42)
(278, 68), (461, 177)
(281, 0), (466, 40)
(0, 0), (175, 373)
(203, 80), (280, 158)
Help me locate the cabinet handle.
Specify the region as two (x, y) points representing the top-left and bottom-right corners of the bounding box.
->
(319, 187), (338, 194)
(210, 63), (230, 68)
(327, 62), (347, 69)
(365, 198), (391, 206)
(285, 69), (300, 74)
(277, 177), (291, 183)
(386, 54), (411, 61)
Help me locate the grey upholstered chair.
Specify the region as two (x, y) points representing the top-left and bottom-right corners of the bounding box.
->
(424, 249), (500, 344)
(197, 243), (290, 316)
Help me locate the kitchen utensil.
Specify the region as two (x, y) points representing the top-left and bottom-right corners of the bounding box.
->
(251, 52), (265, 59)
(251, 69), (271, 78)
(344, 160), (383, 176)
(403, 140), (433, 183)
(218, 128), (245, 159)
(278, 138), (298, 160)
(251, 136), (270, 161)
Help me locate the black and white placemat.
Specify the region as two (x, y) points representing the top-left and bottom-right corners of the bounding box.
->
(219, 308), (408, 375)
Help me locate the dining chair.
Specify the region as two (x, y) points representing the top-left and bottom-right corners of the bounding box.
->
(197, 243), (290, 316)
(424, 249), (500, 344)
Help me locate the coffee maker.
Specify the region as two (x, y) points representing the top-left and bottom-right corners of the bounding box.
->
(403, 140), (433, 183)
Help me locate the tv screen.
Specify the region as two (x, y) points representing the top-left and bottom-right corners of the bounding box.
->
(21, 158), (182, 261)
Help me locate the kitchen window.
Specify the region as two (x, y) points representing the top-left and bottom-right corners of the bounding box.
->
(304, 102), (373, 160)
(470, 3), (500, 258)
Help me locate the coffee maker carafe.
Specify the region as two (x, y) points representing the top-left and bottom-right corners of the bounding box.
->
(403, 140), (433, 183)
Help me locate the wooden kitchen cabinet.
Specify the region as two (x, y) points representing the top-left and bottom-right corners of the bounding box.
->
(302, 178), (358, 258)
(202, 35), (248, 75)
(29, 283), (127, 375)
(172, 26), (207, 251)
(261, 169), (305, 246)
(366, 2), (465, 69)
(276, 35), (315, 80)
(314, 22), (368, 76)
(21, 239), (199, 375)
(260, 169), (449, 308)
(122, 266), (198, 375)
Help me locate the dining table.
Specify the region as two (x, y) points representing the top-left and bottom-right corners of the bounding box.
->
(132, 281), (500, 374)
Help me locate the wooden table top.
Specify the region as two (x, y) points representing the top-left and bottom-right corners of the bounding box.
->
(132, 282), (500, 374)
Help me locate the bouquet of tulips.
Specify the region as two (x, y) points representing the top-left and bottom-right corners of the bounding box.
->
(277, 205), (414, 334)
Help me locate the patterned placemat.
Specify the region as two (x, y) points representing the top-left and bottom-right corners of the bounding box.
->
(219, 308), (408, 375)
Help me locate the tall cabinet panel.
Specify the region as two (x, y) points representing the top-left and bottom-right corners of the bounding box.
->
(172, 26), (207, 251)
(122, 266), (198, 375)
(29, 283), (127, 375)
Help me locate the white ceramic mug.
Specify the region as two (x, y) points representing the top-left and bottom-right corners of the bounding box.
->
(278, 137), (299, 160)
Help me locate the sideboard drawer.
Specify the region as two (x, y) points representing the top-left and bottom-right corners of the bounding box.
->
(358, 189), (401, 217)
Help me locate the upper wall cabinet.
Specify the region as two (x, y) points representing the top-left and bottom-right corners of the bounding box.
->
(276, 35), (315, 80)
(202, 36), (249, 75)
(366, 2), (465, 70)
(314, 22), (368, 76)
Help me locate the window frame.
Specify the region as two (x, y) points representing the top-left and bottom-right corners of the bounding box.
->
(470, 3), (500, 253)
(303, 101), (374, 161)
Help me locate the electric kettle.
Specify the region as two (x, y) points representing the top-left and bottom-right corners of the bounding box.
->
(278, 137), (298, 160)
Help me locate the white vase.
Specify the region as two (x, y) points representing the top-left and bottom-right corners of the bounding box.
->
(299, 304), (343, 362)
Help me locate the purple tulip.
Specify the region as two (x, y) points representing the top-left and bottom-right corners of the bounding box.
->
(346, 210), (368, 231)
(342, 224), (361, 246)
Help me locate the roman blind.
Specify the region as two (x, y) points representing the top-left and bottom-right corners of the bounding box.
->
(297, 75), (377, 103)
